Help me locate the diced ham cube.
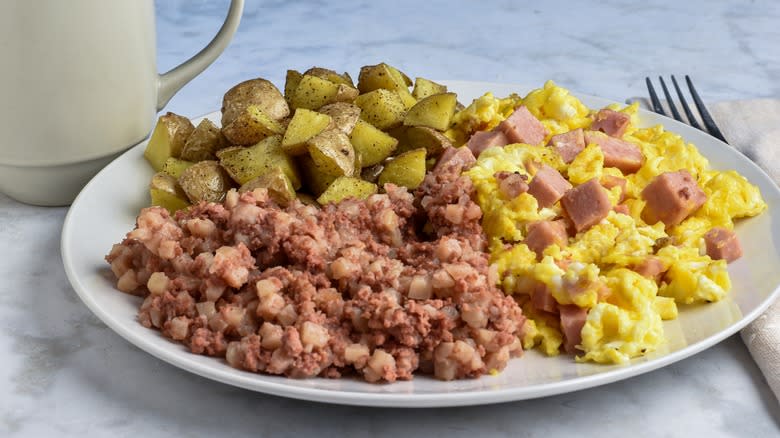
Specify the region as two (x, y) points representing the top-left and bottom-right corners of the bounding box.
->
(525, 220), (568, 260)
(601, 175), (627, 202)
(559, 305), (588, 354)
(613, 204), (630, 215)
(704, 227), (743, 263)
(466, 130), (508, 157)
(548, 128), (586, 164)
(561, 178), (612, 232)
(641, 170), (707, 226)
(433, 146), (476, 175)
(494, 171), (528, 199)
(532, 283), (558, 313)
(584, 131), (644, 174)
(527, 165), (572, 208)
(631, 256), (666, 281)
(591, 109), (631, 137)
(494, 106), (548, 145)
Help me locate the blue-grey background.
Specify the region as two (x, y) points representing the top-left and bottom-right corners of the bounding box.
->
(157, 0), (779, 119)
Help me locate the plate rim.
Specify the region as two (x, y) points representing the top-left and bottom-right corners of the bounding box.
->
(61, 80), (780, 408)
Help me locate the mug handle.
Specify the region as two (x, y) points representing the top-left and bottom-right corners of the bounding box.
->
(156, 0), (245, 111)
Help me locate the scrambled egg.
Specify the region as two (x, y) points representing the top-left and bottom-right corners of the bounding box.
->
(461, 81), (767, 364)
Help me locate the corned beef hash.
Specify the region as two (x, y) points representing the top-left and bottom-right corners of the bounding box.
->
(106, 64), (766, 382)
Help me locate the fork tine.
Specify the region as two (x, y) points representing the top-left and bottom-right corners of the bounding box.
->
(658, 77), (683, 122)
(685, 76), (729, 144)
(671, 75), (702, 130)
(645, 77), (666, 116)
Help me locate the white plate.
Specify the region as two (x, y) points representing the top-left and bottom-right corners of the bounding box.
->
(62, 80), (780, 408)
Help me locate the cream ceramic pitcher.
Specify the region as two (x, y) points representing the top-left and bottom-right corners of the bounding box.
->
(0, 0), (244, 205)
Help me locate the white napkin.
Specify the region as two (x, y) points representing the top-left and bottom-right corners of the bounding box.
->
(708, 100), (780, 403)
(634, 97), (780, 402)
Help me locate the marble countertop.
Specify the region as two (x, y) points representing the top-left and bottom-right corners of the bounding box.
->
(2, 0), (780, 436)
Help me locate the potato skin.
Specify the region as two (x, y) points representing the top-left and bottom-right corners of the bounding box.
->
(307, 129), (356, 178)
(303, 67), (354, 87)
(180, 119), (227, 162)
(221, 106), (285, 146)
(318, 102), (361, 135)
(178, 160), (234, 203)
(222, 78), (290, 126)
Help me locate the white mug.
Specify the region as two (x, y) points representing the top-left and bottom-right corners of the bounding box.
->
(0, 0), (244, 206)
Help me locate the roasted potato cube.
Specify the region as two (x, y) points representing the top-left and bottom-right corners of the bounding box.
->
(178, 160), (234, 204)
(396, 89), (417, 110)
(150, 172), (190, 213)
(318, 102), (361, 134)
(285, 70), (303, 102)
(387, 64), (413, 87)
(289, 75), (339, 110)
(299, 154), (340, 195)
(357, 63), (408, 93)
(239, 166), (297, 207)
(349, 120), (398, 167)
(317, 177), (378, 205)
(307, 129), (355, 178)
(354, 89), (406, 130)
(333, 83), (359, 103)
(378, 148), (427, 189)
(282, 108), (332, 155)
(180, 119), (227, 162)
(358, 63), (416, 109)
(222, 78), (289, 127)
(304, 67), (355, 87)
(217, 135), (301, 188)
(405, 126), (452, 156)
(290, 75), (358, 110)
(222, 105), (285, 146)
(143, 112), (195, 171)
(341, 71), (355, 87)
(412, 77), (447, 100)
(404, 92), (457, 131)
(160, 157), (194, 179)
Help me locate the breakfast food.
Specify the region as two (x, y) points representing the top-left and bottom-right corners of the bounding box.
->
(142, 64), (456, 213)
(108, 64), (766, 382)
(107, 149), (524, 382)
(460, 81), (766, 363)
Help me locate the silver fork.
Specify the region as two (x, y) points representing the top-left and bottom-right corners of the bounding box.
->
(645, 75), (729, 144)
